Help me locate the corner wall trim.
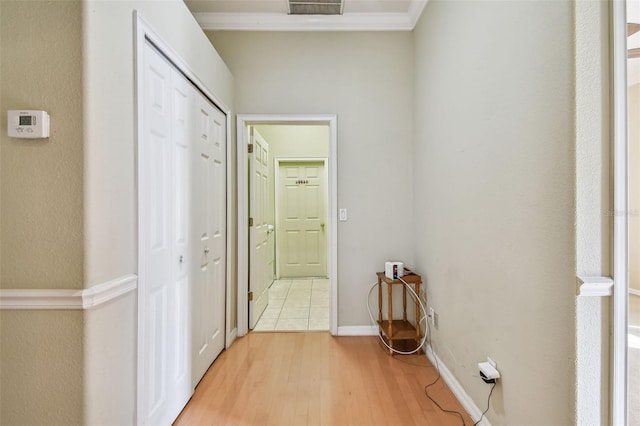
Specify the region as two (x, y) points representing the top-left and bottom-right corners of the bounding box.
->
(0, 275), (138, 310)
(576, 276), (614, 297)
(337, 325), (378, 336)
(424, 345), (490, 426)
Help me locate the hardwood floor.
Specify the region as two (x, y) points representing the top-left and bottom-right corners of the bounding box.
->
(174, 333), (474, 426)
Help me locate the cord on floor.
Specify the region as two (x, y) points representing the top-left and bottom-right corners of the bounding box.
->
(423, 318), (469, 426)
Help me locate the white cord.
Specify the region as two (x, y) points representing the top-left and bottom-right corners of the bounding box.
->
(366, 275), (429, 355)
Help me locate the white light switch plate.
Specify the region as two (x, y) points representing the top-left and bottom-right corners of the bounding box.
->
(339, 208), (347, 221)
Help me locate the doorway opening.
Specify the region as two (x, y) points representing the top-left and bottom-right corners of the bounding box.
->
(237, 115), (338, 337)
(252, 157), (329, 331)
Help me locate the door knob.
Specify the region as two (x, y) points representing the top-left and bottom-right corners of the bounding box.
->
(320, 223), (325, 229)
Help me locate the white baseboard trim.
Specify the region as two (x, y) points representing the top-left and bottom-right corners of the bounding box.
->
(0, 275), (137, 310)
(425, 344), (492, 426)
(337, 325), (378, 336)
(630, 288), (640, 297)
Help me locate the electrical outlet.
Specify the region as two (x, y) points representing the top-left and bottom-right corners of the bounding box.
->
(429, 307), (439, 327)
(487, 356), (497, 368)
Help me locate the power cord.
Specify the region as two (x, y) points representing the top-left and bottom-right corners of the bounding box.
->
(423, 315), (469, 426)
(472, 381), (496, 426)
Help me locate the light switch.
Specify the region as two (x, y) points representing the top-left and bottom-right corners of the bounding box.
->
(339, 208), (347, 221)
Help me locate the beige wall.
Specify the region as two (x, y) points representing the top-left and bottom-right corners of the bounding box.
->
(412, 1), (576, 425)
(209, 31), (415, 326)
(1, 1), (235, 425)
(1, 0), (84, 291)
(1, 2), (86, 425)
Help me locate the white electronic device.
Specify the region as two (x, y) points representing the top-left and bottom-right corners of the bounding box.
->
(385, 261), (404, 279)
(7, 110), (50, 139)
(478, 362), (500, 381)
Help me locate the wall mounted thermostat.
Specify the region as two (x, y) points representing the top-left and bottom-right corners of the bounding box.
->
(7, 110), (50, 139)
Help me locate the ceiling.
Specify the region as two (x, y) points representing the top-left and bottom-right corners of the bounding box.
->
(185, 0), (428, 31)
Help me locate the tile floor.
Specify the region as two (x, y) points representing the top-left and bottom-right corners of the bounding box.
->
(253, 278), (329, 331)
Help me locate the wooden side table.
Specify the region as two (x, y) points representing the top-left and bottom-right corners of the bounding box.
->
(376, 271), (422, 355)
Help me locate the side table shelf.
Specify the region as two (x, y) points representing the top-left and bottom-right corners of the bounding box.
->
(376, 271), (422, 355)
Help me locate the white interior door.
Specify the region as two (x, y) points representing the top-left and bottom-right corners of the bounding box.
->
(277, 161), (327, 278)
(249, 128), (271, 328)
(192, 93), (227, 384)
(139, 41), (192, 426)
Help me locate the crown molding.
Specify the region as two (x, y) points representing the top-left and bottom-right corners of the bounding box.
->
(195, 12), (411, 31)
(407, 0), (428, 28)
(195, 1), (428, 31)
(0, 275), (137, 310)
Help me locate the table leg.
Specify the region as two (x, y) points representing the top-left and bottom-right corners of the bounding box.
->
(416, 282), (421, 353)
(378, 276), (382, 325)
(402, 282), (407, 322)
(388, 281), (393, 354)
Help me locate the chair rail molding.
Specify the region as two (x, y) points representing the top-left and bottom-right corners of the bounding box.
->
(0, 275), (137, 310)
(576, 276), (614, 297)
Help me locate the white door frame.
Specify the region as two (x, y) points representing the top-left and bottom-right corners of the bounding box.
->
(274, 157), (329, 279)
(135, 13), (234, 424)
(237, 115), (338, 336)
(611, 1), (629, 424)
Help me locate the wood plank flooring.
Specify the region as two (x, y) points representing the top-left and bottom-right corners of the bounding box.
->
(174, 332), (474, 426)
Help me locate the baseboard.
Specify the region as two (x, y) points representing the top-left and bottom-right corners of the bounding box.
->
(0, 275), (137, 310)
(337, 325), (378, 336)
(424, 345), (492, 426)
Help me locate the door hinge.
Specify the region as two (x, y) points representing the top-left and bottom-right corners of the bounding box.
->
(249, 217), (254, 227)
(248, 143), (254, 154)
(248, 291), (253, 301)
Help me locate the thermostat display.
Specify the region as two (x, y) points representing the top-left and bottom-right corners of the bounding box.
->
(19, 115), (33, 126)
(7, 110), (49, 139)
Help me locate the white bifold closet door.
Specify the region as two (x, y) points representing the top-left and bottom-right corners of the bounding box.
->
(191, 82), (227, 385)
(139, 40), (226, 426)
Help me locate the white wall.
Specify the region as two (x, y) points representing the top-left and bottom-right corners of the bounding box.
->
(574, 1), (612, 424)
(412, 1), (576, 425)
(210, 32), (414, 326)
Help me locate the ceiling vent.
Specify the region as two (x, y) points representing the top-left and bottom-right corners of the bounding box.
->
(288, 0), (344, 15)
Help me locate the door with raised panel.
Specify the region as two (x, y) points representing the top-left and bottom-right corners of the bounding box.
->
(139, 41), (192, 426)
(191, 92), (226, 385)
(249, 128), (271, 329)
(277, 161), (327, 278)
